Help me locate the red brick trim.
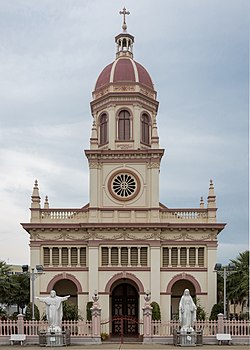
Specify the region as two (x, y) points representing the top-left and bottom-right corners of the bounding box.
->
(46, 273), (83, 293)
(166, 273), (202, 294)
(104, 272), (144, 294)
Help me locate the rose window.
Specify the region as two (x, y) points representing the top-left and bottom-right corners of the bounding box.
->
(108, 171), (140, 201)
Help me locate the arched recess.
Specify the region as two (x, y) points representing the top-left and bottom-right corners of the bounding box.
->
(166, 273), (202, 295)
(140, 112), (151, 144)
(99, 112), (108, 145)
(105, 272), (144, 294)
(46, 273), (83, 294)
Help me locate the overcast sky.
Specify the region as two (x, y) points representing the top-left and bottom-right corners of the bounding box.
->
(0, 0), (248, 266)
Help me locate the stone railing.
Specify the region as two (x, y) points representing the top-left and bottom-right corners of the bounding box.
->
(36, 207), (209, 224)
(151, 318), (249, 337)
(0, 314), (249, 345)
(40, 209), (88, 223)
(0, 318), (91, 337)
(160, 209), (209, 223)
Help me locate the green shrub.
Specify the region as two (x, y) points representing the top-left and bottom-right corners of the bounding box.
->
(25, 302), (40, 320)
(194, 297), (207, 320)
(62, 301), (79, 321)
(209, 303), (224, 320)
(151, 301), (161, 321)
(101, 332), (109, 340)
(86, 301), (93, 321)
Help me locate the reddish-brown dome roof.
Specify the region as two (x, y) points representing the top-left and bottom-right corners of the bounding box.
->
(95, 57), (154, 91)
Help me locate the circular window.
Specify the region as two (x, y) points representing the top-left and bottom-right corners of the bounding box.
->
(108, 170), (140, 201)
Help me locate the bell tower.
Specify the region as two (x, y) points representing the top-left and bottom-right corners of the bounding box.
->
(85, 8), (164, 222)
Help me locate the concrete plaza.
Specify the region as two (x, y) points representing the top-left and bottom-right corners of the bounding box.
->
(0, 344), (249, 350)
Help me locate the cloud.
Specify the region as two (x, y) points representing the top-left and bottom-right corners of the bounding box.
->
(0, 0), (248, 266)
(217, 243), (249, 265)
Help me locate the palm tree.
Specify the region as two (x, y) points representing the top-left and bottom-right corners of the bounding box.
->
(227, 251), (249, 316)
(0, 261), (13, 306)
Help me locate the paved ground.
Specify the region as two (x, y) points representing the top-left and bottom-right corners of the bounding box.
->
(0, 344), (249, 350)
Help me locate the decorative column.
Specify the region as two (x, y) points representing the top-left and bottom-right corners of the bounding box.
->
(142, 291), (153, 343)
(217, 313), (224, 334)
(91, 291), (101, 343)
(17, 314), (24, 334)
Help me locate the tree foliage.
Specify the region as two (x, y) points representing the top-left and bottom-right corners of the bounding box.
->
(227, 251), (249, 311)
(0, 261), (30, 313)
(0, 261), (16, 306)
(12, 273), (30, 313)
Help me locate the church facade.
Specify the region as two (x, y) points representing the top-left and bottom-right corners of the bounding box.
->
(22, 10), (225, 333)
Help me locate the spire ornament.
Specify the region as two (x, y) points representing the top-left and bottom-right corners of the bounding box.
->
(207, 179), (217, 210)
(119, 7), (130, 32)
(200, 196), (204, 208)
(31, 179), (41, 209)
(44, 195), (49, 209)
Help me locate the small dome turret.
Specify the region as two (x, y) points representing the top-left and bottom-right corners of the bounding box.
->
(93, 7), (155, 94)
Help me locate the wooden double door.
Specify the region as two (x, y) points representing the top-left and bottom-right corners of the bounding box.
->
(112, 283), (139, 335)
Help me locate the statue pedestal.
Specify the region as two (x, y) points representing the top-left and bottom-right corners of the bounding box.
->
(39, 330), (70, 347)
(179, 330), (196, 346)
(173, 329), (203, 347)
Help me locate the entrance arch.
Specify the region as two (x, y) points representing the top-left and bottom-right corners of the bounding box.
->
(111, 279), (139, 336)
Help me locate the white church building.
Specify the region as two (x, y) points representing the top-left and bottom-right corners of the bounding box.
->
(22, 9), (226, 336)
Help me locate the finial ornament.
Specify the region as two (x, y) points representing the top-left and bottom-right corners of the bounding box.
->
(119, 7), (130, 32)
(200, 196), (204, 208)
(31, 179), (41, 207)
(44, 195), (49, 209)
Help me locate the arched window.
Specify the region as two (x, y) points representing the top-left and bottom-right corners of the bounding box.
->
(99, 113), (108, 144)
(118, 110), (131, 140)
(141, 113), (150, 144)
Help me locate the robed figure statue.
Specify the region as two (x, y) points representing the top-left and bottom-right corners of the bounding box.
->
(179, 288), (197, 331)
(36, 290), (70, 332)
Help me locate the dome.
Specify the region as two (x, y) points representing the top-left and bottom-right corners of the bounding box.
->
(94, 57), (154, 91)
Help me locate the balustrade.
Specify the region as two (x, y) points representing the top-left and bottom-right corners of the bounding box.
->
(0, 318), (248, 340)
(40, 209), (88, 222)
(160, 209), (208, 223)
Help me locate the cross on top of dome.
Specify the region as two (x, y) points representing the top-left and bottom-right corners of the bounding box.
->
(119, 7), (130, 32)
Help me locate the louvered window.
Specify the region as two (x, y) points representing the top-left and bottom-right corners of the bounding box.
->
(52, 248), (59, 266)
(111, 247), (118, 266)
(171, 248), (178, 267)
(131, 247), (138, 266)
(162, 247), (169, 267)
(141, 113), (150, 144)
(198, 247), (205, 266)
(101, 247), (109, 266)
(71, 248), (77, 266)
(180, 247), (187, 267)
(121, 247), (128, 266)
(80, 247), (86, 266)
(140, 247), (148, 266)
(43, 248), (50, 266)
(62, 248), (68, 266)
(118, 110), (130, 140)
(189, 248), (196, 266)
(100, 113), (108, 144)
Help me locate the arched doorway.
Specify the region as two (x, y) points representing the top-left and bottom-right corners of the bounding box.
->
(53, 279), (78, 307)
(111, 281), (139, 335)
(171, 280), (195, 320)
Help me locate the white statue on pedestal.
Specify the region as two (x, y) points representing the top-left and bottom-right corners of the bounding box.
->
(179, 289), (197, 332)
(36, 290), (70, 332)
